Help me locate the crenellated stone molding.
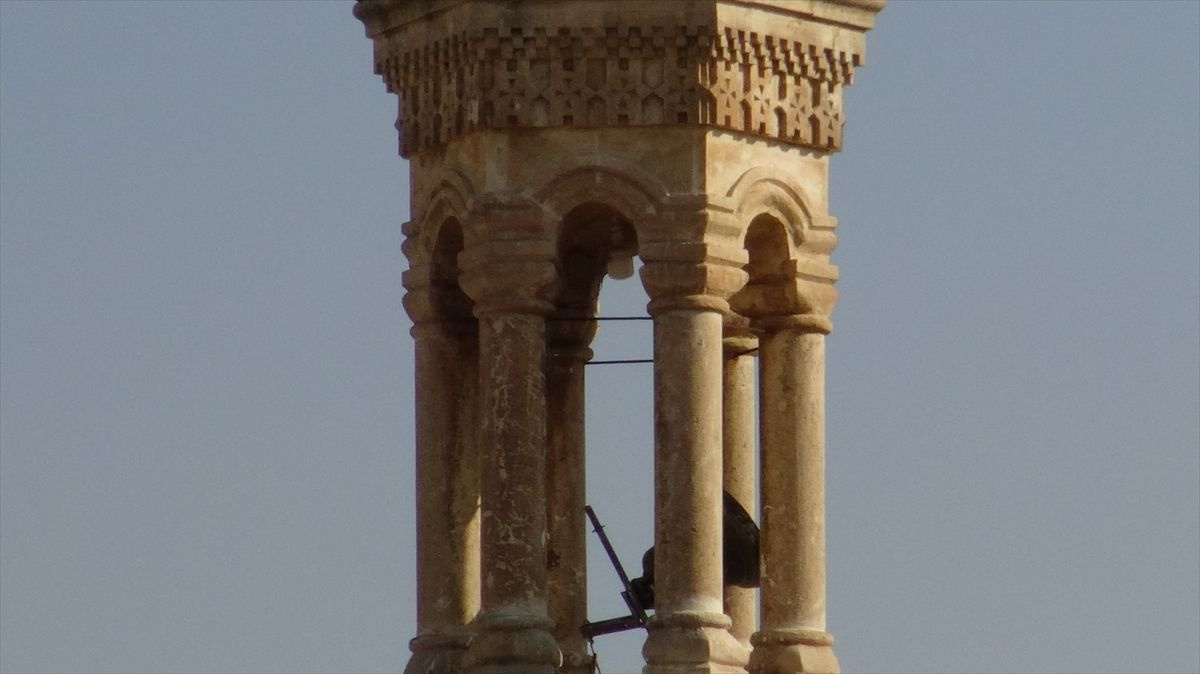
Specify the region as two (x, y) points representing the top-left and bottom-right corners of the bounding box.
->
(358, 2), (868, 156)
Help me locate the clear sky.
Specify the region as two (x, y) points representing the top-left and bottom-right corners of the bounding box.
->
(0, 2), (1197, 673)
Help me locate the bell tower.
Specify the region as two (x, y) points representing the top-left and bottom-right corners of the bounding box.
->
(352, 1), (883, 672)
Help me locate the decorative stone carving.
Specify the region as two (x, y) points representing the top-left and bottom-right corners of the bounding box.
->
(639, 240), (749, 316)
(360, 12), (864, 156)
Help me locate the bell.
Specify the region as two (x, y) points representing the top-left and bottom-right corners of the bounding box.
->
(629, 491), (760, 610)
(581, 492), (760, 640)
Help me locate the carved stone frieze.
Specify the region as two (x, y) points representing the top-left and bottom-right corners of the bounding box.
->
(367, 18), (863, 156)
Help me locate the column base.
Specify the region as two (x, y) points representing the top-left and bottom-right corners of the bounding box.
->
(462, 609), (561, 674)
(558, 634), (593, 674)
(748, 627), (839, 674)
(643, 610), (750, 674)
(404, 630), (473, 674)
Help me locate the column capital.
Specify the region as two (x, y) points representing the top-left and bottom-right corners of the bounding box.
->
(548, 342), (594, 364)
(402, 264), (476, 339)
(639, 241), (749, 316)
(724, 313), (759, 356)
(458, 239), (558, 317)
(732, 256), (839, 334)
(547, 308), (599, 353)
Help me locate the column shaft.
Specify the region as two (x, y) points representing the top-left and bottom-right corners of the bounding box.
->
(464, 311), (560, 673)
(546, 346), (590, 674)
(406, 324), (480, 674)
(655, 310), (724, 614)
(722, 341), (758, 646)
(751, 327), (838, 674)
(643, 309), (748, 673)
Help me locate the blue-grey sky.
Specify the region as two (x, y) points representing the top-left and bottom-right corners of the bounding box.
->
(1, 2), (1197, 673)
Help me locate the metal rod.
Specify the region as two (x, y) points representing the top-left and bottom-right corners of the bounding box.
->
(584, 506), (645, 619)
(585, 359), (654, 366)
(550, 316), (651, 322)
(579, 505), (648, 640)
(580, 614), (645, 639)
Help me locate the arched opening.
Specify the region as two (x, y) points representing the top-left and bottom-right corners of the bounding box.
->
(742, 213), (793, 287)
(552, 203), (638, 325)
(418, 217), (481, 643)
(732, 214), (795, 480)
(578, 248), (654, 662)
(429, 218), (475, 332)
(545, 202), (654, 667)
(728, 213), (796, 645)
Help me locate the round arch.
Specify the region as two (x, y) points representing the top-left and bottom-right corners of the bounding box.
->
(531, 157), (669, 244)
(724, 166), (816, 255)
(412, 170), (476, 267)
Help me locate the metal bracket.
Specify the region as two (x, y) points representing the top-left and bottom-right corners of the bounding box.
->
(579, 505), (649, 639)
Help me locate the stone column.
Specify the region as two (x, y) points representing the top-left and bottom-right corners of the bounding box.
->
(546, 339), (593, 674)
(749, 313), (838, 674)
(723, 316), (758, 647)
(402, 275), (481, 674)
(640, 241), (749, 673)
(459, 238), (562, 674)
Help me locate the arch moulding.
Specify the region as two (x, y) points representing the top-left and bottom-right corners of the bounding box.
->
(530, 157), (670, 240)
(407, 169), (477, 269)
(724, 166), (822, 258)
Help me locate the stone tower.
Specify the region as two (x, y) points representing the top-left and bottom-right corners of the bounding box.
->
(352, 1), (883, 672)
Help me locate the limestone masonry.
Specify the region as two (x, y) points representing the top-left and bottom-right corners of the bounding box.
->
(353, 2), (883, 672)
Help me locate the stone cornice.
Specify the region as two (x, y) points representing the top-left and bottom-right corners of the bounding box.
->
(354, 1), (883, 35)
(719, 0), (885, 31)
(355, 0), (881, 157)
